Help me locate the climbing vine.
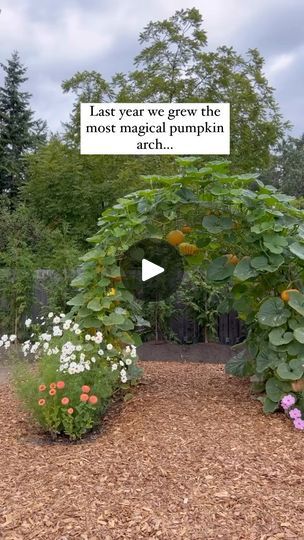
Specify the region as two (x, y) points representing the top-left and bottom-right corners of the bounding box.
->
(69, 157), (304, 423)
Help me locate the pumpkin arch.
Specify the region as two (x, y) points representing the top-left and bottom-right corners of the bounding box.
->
(68, 157), (304, 417)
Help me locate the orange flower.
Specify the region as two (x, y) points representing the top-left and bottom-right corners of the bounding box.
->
(88, 395), (98, 405)
(49, 388), (56, 396)
(67, 408), (74, 414)
(80, 393), (89, 402)
(38, 398), (45, 406)
(57, 381), (65, 390)
(81, 385), (90, 393)
(61, 397), (69, 406)
(50, 382), (56, 389)
(38, 384), (46, 392)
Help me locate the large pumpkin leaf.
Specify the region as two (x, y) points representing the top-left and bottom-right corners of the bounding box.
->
(263, 397), (279, 414)
(287, 291), (304, 316)
(233, 257), (258, 281)
(256, 349), (280, 373)
(207, 256), (234, 282)
(269, 328), (294, 346)
(276, 358), (304, 380)
(265, 377), (291, 402)
(257, 298), (290, 327)
(294, 327), (304, 344)
(250, 256), (269, 271)
(202, 215), (233, 233)
(263, 233), (288, 254)
(225, 351), (255, 377)
(289, 242), (304, 260)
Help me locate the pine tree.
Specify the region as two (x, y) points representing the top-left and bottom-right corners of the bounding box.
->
(0, 51), (46, 198)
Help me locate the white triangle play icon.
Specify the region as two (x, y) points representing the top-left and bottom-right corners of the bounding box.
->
(142, 258), (164, 282)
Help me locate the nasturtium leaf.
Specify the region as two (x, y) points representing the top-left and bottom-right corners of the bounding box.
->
(257, 298), (290, 327)
(207, 256), (234, 282)
(234, 257), (258, 281)
(276, 358), (304, 380)
(269, 328), (294, 346)
(293, 327), (304, 344)
(287, 291), (304, 317)
(289, 242), (304, 260)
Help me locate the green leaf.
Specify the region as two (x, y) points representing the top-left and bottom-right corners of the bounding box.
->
(233, 257), (258, 281)
(67, 293), (86, 306)
(225, 351), (254, 377)
(269, 328), (294, 346)
(294, 327), (304, 344)
(250, 256), (269, 270)
(263, 233), (288, 254)
(276, 358), (304, 380)
(263, 397), (279, 414)
(287, 291), (304, 316)
(87, 297), (102, 312)
(202, 215), (233, 233)
(257, 298), (290, 327)
(265, 377), (290, 402)
(207, 256), (234, 282)
(103, 312), (126, 326)
(256, 349), (279, 373)
(289, 242), (304, 260)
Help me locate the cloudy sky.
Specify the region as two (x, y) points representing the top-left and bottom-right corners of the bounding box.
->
(0, 0), (303, 136)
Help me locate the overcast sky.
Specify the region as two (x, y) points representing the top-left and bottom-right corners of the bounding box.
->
(0, 0), (303, 136)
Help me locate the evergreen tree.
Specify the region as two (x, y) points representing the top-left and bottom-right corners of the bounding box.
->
(0, 51), (46, 198)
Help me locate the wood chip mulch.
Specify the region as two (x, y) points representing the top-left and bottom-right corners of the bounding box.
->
(0, 361), (303, 540)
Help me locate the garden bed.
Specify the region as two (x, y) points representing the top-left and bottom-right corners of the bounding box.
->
(0, 361), (303, 539)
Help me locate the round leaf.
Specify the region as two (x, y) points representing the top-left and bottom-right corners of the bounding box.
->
(257, 298), (290, 327)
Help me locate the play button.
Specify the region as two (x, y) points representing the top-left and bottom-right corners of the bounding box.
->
(120, 238), (184, 301)
(142, 259), (164, 282)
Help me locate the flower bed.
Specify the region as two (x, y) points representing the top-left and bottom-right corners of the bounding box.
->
(3, 313), (141, 440)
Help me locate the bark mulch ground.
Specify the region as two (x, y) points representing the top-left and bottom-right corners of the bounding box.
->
(0, 361), (303, 540)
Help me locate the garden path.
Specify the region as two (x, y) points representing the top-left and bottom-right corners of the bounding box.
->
(0, 361), (303, 539)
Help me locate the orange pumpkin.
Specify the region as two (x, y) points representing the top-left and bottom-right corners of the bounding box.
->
(280, 289), (299, 302)
(179, 242), (199, 256)
(181, 225), (192, 234)
(166, 230), (185, 246)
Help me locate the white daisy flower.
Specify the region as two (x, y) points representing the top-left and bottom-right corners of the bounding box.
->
(63, 320), (72, 330)
(85, 334), (91, 341)
(53, 326), (62, 337)
(107, 343), (113, 351)
(48, 312), (54, 319)
(53, 316), (61, 324)
(111, 363), (118, 371)
(98, 349), (104, 356)
(126, 358), (132, 366)
(25, 318), (32, 328)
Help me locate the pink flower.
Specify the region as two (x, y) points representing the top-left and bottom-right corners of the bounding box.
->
(289, 408), (302, 420)
(293, 418), (304, 430)
(281, 394), (296, 410)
